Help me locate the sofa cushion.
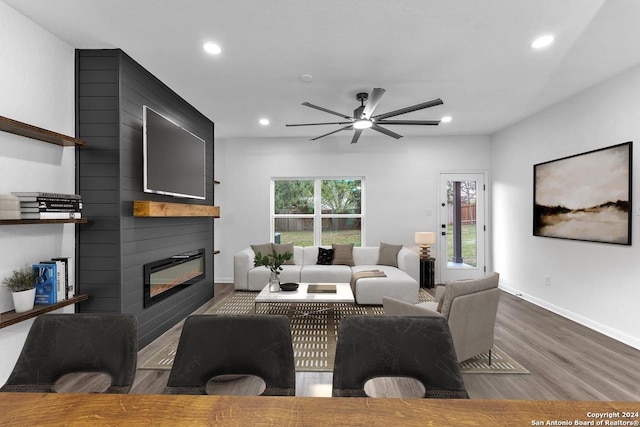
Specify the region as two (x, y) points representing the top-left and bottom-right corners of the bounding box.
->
(439, 272), (500, 318)
(351, 265), (419, 305)
(377, 242), (403, 267)
(251, 243), (273, 259)
(272, 243), (295, 265)
(300, 264), (352, 283)
(316, 247), (335, 265)
(352, 247), (380, 266)
(332, 243), (355, 266)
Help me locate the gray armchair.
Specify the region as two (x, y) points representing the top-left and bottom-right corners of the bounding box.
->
(383, 272), (500, 363)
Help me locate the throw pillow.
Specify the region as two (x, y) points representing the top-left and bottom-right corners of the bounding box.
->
(272, 243), (295, 265)
(251, 243), (273, 259)
(377, 242), (403, 267)
(316, 247), (335, 265)
(332, 243), (355, 266)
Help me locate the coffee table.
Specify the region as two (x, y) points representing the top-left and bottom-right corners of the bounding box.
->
(254, 282), (355, 318)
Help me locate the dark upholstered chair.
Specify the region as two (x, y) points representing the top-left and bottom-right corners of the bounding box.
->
(164, 314), (295, 396)
(332, 315), (468, 398)
(0, 313), (138, 394)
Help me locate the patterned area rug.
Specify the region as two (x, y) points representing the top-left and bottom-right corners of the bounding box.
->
(140, 290), (528, 374)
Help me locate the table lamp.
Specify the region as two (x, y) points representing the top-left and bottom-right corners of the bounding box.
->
(415, 232), (435, 259)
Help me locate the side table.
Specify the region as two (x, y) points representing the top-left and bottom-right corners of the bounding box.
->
(419, 258), (435, 289)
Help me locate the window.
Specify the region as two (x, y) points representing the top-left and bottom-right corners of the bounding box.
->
(272, 178), (363, 246)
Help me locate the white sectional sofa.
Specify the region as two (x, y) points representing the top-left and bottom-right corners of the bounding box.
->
(233, 245), (420, 305)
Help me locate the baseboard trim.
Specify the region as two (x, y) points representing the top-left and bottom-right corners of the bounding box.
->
(214, 277), (234, 284)
(499, 283), (640, 351)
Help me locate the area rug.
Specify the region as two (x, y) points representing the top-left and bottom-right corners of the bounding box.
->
(140, 290), (528, 374)
(459, 347), (529, 374)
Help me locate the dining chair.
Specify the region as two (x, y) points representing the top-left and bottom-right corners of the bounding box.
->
(163, 314), (295, 396)
(332, 315), (468, 398)
(0, 313), (138, 393)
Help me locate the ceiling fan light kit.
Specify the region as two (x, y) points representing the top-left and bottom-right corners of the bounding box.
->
(353, 119), (372, 130)
(286, 88), (443, 144)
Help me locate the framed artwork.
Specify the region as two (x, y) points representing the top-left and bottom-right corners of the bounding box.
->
(533, 141), (632, 245)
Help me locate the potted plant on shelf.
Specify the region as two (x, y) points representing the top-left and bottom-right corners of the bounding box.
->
(2, 264), (37, 313)
(254, 250), (293, 292)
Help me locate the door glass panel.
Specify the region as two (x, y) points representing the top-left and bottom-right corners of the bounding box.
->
(446, 180), (478, 268)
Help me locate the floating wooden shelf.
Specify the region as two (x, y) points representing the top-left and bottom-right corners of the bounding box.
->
(0, 294), (89, 329)
(0, 218), (88, 226)
(0, 115), (86, 147)
(133, 201), (220, 218)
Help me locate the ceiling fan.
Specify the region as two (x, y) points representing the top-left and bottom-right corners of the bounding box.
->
(285, 88), (443, 144)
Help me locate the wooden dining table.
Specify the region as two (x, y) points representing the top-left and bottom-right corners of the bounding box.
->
(0, 393), (637, 426)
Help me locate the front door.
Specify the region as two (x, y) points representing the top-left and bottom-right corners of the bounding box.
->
(438, 173), (486, 282)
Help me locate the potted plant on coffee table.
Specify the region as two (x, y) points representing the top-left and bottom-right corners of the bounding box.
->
(2, 264), (37, 313)
(254, 250), (293, 292)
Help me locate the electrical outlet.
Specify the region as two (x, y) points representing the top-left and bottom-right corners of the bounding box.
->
(544, 275), (551, 286)
(425, 208), (433, 216)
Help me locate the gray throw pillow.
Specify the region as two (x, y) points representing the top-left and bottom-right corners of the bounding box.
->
(251, 243), (273, 260)
(272, 243), (295, 265)
(332, 243), (355, 266)
(377, 242), (403, 267)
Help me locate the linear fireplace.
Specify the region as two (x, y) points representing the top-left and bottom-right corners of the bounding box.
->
(144, 248), (206, 308)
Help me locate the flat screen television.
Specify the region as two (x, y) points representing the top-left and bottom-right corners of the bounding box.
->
(143, 105), (206, 200)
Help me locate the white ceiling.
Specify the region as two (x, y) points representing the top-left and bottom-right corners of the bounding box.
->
(5, 0), (640, 141)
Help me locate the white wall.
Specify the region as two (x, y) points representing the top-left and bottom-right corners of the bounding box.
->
(0, 1), (76, 383)
(214, 134), (491, 282)
(491, 63), (640, 350)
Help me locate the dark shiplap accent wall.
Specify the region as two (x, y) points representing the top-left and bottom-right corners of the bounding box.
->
(76, 49), (214, 347)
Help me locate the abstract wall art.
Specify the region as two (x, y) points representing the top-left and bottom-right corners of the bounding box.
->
(533, 141), (632, 245)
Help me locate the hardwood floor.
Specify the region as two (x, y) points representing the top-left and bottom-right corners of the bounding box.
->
(57, 283), (640, 400)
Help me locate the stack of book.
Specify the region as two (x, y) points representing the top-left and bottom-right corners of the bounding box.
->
(11, 192), (82, 220)
(33, 257), (75, 305)
(0, 194), (21, 220)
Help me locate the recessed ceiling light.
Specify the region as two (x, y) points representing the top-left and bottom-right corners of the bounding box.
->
(300, 74), (313, 83)
(441, 116), (452, 123)
(203, 42), (222, 55)
(259, 118), (270, 126)
(531, 35), (554, 50)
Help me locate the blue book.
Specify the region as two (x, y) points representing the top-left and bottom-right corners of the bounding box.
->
(33, 263), (57, 305)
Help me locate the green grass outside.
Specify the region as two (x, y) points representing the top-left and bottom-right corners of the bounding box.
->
(446, 224), (477, 267)
(276, 230), (361, 247)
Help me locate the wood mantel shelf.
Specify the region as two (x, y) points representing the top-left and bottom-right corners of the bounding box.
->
(0, 294), (89, 329)
(133, 201), (220, 218)
(0, 115), (86, 147)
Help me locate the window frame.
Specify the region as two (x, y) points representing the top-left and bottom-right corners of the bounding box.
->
(271, 177), (365, 246)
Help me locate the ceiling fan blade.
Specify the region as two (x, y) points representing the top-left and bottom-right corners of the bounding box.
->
(310, 125), (352, 141)
(286, 121), (352, 127)
(302, 102), (353, 119)
(350, 130), (363, 144)
(372, 98), (443, 121)
(361, 88), (385, 119)
(371, 124), (403, 139)
(375, 120), (440, 126)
